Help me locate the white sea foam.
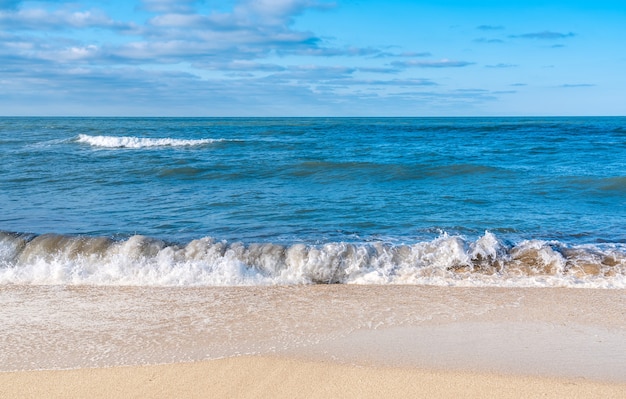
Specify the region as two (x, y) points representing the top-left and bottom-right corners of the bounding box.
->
(1, 231), (625, 288)
(76, 134), (221, 148)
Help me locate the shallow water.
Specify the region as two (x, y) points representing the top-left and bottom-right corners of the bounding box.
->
(1, 285), (625, 381)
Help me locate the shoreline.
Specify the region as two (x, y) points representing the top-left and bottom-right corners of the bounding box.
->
(1, 285), (625, 396)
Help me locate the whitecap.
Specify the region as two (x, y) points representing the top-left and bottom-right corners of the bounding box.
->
(1, 231), (625, 288)
(76, 134), (221, 149)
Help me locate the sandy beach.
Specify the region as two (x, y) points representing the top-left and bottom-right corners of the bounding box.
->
(2, 355), (626, 399)
(1, 285), (625, 398)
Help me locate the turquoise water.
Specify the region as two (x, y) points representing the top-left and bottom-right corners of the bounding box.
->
(1, 117), (625, 286)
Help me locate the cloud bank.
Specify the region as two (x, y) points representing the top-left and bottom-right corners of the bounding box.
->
(0, 1), (618, 116)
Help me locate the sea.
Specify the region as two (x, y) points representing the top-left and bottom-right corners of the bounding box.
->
(1, 117), (625, 288)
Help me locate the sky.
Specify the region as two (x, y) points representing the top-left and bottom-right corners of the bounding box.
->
(1, 0), (625, 116)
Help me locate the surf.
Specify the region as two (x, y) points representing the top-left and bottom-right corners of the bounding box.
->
(1, 231), (624, 288)
(76, 134), (222, 148)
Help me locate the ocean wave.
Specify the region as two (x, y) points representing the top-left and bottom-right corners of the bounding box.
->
(76, 134), (222, 148)
(1, 231), (624, 288)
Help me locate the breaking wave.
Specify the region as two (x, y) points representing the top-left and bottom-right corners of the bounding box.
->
(76, 134), (222, 148)
(1, 231), (625, 288)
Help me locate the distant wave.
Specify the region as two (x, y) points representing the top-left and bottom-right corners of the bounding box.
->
(1, 231), (624, 288)
(76, 134), (222, 148)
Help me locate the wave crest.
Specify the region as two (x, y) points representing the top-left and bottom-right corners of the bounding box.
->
(1, 231), (625, 288)
(76, 134), (221, 148)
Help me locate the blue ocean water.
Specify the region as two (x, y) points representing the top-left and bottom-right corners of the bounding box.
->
(1, 117), (625, 287)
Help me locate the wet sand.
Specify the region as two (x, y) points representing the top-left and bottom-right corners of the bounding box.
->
(1, 285), (625, 397)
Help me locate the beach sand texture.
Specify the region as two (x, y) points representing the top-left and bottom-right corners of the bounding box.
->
(2, 356), (626, 399)
(1, 285), (625, 397)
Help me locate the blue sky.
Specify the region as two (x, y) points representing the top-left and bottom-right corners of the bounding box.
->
(1, 0), (625, 116)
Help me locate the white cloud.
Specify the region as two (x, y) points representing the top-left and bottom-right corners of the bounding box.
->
(0, 0), (523, 116)
(233, 0), (335, 26)
(476, 25), (505, 31)
(0, 6), (138, 31)
(392, 59), (475, 68)
(485, 63), (518, 68)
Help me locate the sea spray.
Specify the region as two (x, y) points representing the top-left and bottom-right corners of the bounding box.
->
(1, 231), (624, 287)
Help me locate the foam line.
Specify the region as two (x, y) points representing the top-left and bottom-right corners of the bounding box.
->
(1, 231), (624, 288)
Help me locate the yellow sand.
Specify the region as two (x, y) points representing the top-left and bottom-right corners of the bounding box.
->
(2, 355), (625, 399)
